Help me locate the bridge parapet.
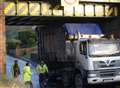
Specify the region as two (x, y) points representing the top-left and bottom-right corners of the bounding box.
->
(3, 1), (120, 17)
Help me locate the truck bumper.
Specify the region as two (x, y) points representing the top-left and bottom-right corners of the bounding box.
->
(88, 75), (120, 84)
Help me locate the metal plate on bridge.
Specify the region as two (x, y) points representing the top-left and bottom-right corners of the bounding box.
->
(29, 2), (40, 16)
(17, 2), (28, 16)
(4, 2), (16, 16)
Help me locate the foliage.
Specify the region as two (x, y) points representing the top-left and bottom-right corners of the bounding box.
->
(18, 30), (37, 48)
(7, 39), (21, 49)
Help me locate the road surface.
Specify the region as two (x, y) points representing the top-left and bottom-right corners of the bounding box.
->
(6, 55), (120, 88)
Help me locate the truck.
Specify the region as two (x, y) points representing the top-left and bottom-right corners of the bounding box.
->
(35, 23), (120, 88)
(73, 38), (120, 88)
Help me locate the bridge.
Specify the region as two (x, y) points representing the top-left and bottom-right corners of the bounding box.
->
(4, 1), (120, 25)
(0, 0), (120, 75)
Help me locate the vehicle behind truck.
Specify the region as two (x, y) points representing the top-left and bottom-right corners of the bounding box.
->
(36, 23), (120, 88)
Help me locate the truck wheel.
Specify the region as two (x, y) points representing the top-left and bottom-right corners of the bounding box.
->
(75, 74), (83, 88)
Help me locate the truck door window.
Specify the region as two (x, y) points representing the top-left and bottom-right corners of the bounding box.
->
(79, 42), (87, 55)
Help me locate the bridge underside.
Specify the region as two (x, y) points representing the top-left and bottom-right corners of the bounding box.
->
(6, 16), (120, 34)
(6, 16), (117, 25)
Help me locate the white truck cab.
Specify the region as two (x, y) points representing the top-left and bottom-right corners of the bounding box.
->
(74, 38), (120, 84)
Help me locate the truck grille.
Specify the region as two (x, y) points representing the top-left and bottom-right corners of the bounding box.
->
(98, 61), (115, 68)
(99, 69), (116, 77)
(94, 60), (120, 70)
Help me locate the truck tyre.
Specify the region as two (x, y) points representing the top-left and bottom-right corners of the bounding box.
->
(75, 74), (84, 88)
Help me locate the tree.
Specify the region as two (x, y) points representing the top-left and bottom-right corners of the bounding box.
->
(18, 30), (37, 48)
(7, 39), (21, 49)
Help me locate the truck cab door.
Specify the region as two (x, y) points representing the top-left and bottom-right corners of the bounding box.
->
(76, 41), (88, 70)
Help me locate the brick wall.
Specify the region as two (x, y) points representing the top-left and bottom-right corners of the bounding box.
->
(0, 3), (6, 74)
(15, 47), (37, 58)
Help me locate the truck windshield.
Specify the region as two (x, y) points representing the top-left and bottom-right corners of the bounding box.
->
(88, 41), (120, 57)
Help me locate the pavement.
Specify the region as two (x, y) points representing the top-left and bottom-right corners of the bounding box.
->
(6, 55), (40, 88)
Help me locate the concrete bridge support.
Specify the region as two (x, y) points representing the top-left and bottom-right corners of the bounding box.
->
(0, 2), (6, 75)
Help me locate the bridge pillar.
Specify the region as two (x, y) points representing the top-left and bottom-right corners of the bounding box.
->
(0, 2), (6, 75)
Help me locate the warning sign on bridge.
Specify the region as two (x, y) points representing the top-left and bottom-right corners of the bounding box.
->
(61, 0), (79, 7)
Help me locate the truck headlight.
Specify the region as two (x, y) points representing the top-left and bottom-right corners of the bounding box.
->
(88, 74), (97, 77)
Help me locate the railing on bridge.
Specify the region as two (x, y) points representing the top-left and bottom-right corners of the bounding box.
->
(3, 1), (120, 17)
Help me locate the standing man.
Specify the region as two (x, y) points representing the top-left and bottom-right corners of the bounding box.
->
(36, 61), (48, 88)
(23, 62), (33, 88)
(11, 60), (21, 87)
(11, 60), (20, 80)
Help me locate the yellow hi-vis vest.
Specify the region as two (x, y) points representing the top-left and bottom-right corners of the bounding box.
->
(36, 64), (48, 74)
(23, 66), (32, 82)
